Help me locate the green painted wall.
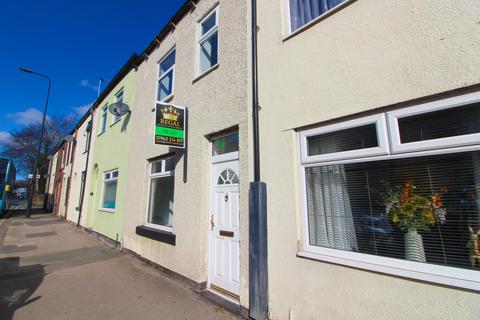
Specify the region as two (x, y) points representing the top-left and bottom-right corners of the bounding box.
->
(85, 69), (136, 241)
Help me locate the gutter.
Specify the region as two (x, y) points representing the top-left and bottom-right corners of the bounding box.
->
(138, 0), (198, 59)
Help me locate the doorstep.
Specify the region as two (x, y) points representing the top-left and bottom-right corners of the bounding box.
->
(198, 289), (249, 319)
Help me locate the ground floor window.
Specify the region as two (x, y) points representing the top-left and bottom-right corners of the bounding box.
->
(306, 151), (480, 270)
(147, 157), (175, 229)
(102, 170), (118, 210)
(299, 92), (480, 288)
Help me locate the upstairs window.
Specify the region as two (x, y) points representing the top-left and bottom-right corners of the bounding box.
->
(288, 0), (346, 32)
(84, 120), (92, 152)
(198, 7), (219, 75)
(113, 89), (124, 124)
(157, 49), (176, 101)
(85, 120), (92, 152)
(99, 105), (108, 134)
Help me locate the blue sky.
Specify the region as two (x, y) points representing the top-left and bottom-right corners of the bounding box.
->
(0, 0), (185, 143)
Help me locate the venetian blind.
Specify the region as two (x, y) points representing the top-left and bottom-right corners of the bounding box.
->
(307, 124), (378, 156)
(398, 102), (480, 144)
(305, 151), (480, 271)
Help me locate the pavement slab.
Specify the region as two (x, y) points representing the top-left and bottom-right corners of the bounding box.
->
(0, 212), (241, 320)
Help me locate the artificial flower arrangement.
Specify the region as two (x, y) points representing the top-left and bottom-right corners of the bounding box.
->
(385, 180), (448, 232)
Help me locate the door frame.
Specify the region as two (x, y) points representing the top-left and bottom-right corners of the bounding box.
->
(207, 132), (241, 301)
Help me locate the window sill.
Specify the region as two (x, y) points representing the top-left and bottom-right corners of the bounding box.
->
(158, 94), (174, 104)
(110, 119), (121, 127)
(297, 248), (480, 292)
(136, 225), (176, 246)
(283, 0), (356, 42)
(98, 208), (115, 213)
(192, 64), (219, 84)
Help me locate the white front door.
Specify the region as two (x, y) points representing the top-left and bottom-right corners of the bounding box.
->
(209, 159), (240, 298)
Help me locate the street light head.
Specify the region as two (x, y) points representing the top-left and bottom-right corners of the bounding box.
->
(19, 67), (33, 74)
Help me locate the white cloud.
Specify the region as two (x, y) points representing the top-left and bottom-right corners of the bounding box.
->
(5, 108), (48, 126)
(72, 103), (92, 117)
(80, 79), (98, 92)
(0, 131), (12, 144)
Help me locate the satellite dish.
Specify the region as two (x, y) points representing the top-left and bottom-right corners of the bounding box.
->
(108, 102), (130, 117)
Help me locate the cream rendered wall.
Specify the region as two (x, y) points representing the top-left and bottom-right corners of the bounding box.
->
(257, 0), (480, 319)
(123, 0), (250, 307)
(65, 116), (95, 227)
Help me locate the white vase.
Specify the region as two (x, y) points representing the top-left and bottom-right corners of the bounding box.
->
(404, 229), (426, 262)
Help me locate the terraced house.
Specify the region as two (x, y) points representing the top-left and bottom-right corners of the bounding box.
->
(64, 111), (96, 227)
(45, 0), (480, 319)
(121, 0), (251, 312)
(257, 0), (480, 319)
(52, 138), (74, 218)
(84, 55), (138, 242)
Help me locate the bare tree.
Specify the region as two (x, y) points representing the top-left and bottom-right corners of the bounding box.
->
(0, 115), (74, 193)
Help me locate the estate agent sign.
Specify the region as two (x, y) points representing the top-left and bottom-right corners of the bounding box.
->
(155, 103), (186, 148)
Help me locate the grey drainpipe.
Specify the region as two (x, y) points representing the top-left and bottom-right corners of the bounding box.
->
(248, 0), (268, 319)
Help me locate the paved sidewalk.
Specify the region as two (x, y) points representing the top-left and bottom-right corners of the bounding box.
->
(0, 212), (240, 320)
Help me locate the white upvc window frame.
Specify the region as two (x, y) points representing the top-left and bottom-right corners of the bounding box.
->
(285, 0), (353, 36)
(299, 114), (389, 165)
(196, 6), (219, 77)
(157, 48), (176, 102)
(100, 169), (118, 212)
(112, 88), (124, 124)
(387, 91), (480, 154)
(145, 156), (175, 232)
(99, 104), (108, 134)
(298, 91), (480, 291)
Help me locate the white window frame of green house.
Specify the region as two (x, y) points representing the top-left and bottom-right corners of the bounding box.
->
(196, 6), (219, 76)
(145, 156), (175, 232)
(157, 48), (176, 102)
(100, 169), (118, 212)
(286, 0), (353, 35)
(112, 88), (124, 124)
(99, 104), (108, 134)
(298, 91), (480, 291)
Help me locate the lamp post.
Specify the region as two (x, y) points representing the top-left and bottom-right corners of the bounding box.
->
(19, 67), (51, 218)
